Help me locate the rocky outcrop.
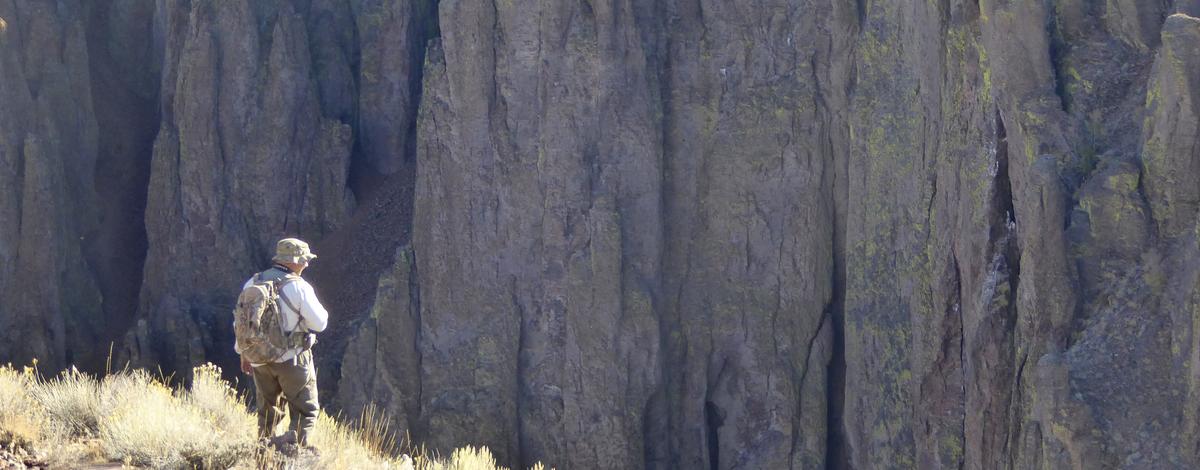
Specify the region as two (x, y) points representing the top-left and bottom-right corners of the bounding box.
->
(334, 245), (421, 435)
(409, 0), (666, 460)
(122, 1), (356, 374)
(655, 1), (852, 468)
(350, 0), (436, 177)
(0, 0), (104, 371)
(11, 1), (1200, 469)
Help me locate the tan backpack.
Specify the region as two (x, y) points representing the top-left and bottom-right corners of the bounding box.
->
(233, 270), (305, 364)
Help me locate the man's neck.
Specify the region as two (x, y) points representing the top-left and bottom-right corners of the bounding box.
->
(272, 263), (296, 274)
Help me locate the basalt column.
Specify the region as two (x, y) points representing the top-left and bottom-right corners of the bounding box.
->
(410, 0), (663, 466)
(0, 0), (105, 371)
(657, 0), (853, 468)
(125, 1), (354, 375)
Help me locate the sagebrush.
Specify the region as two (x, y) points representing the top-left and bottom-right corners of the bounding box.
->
(0, 363), (539, 470)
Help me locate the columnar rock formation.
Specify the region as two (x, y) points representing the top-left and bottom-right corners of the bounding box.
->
(4, 1), (1200, 468)
(0, 0), (104, 371)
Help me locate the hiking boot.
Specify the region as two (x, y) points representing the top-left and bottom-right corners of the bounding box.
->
(266, 431), (302, 458)
(274, 442), (300, 459)
(268, 430), (297, 447)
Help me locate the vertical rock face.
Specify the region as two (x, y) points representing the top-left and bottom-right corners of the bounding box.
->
(12, 1), (1200, 469)
(127, 1), (355, 374)
(411, 0), (664, 463)
(350, 0), (435, 177)
(0, 0), (104, 371)
(836, 0), (1200, 468)
(844, 1), (974, 467)
(407, 1), (852, 467)
(334, 245), (421, 434)
(656, 1), (852, 468)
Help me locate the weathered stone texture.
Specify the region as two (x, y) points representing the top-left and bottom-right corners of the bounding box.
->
(10, 1), (1200, 469)
(125, 1), (355, 374)
(656, 1), (850, 468)
(411, 0), (666, 462)
(0, 0), (104, 371)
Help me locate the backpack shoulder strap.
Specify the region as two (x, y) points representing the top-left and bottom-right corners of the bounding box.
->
(276, 275), (304, 332)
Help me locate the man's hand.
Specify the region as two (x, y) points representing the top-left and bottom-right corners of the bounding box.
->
(240, 356), (253, 375)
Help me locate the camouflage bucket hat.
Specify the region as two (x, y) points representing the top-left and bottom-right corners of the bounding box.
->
(273, 238), (318, 264)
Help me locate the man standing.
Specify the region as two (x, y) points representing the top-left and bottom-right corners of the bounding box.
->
(237, 238), (329, 448)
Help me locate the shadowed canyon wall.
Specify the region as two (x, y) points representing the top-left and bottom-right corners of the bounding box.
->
(5, 1), (1200, 468)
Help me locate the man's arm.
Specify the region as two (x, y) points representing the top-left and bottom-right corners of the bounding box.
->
(292, 281), (329, 332)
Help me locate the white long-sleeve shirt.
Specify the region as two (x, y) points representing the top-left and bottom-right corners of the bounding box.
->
(235, 271), (329, 366)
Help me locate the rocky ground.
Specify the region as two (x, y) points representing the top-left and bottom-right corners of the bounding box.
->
(3, 1), (1200, 469)
(0, 449), (47, 470)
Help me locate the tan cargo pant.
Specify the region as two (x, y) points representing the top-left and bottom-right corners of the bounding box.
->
(252, 350), (320, 445)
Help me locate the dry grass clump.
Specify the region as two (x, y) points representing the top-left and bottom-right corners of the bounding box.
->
(97, 366), (253, 468)
(0, 362), (542, 469)
(187, 363), (258, 434)
(33, 366), (101, 438)
(414, 446), (501, 470)
(305, 404), (406, 469)
(0, 365), (47, 450)
(408, 446), (550, 470)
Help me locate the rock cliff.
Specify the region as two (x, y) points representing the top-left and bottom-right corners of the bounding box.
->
(4, 1), (1200, 468)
